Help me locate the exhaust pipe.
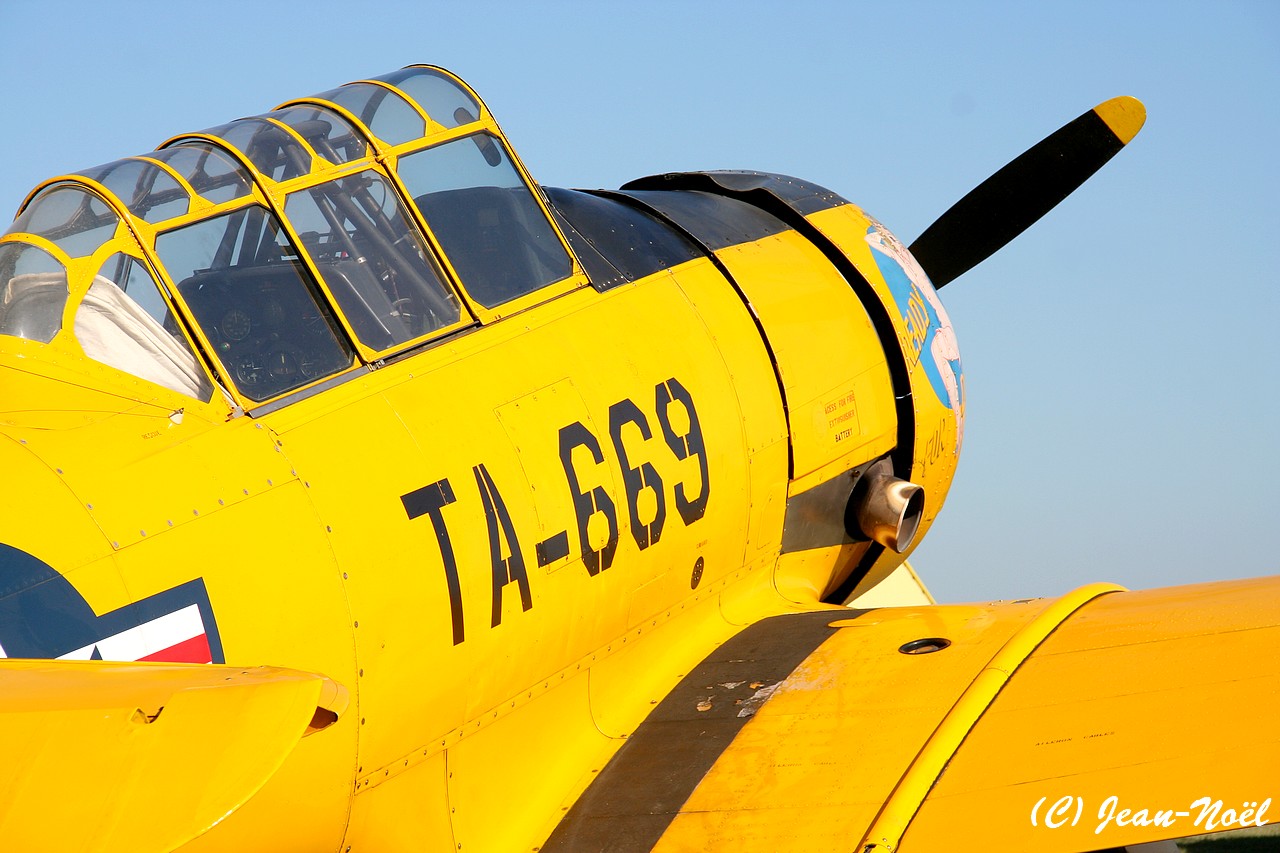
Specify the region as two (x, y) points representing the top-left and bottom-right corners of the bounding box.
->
(850, 475), (925, 553)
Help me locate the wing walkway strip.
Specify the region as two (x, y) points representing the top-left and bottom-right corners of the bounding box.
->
(542, 608), (843, 852)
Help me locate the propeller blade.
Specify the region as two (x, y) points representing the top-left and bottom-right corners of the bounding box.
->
(909, 96), (1146, 288)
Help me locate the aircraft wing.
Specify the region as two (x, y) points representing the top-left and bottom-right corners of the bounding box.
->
(0, 660), (347, 852)
(546, 576), (1280, 851)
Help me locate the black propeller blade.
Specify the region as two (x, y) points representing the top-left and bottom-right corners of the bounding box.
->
(909, 96), (1146, 289)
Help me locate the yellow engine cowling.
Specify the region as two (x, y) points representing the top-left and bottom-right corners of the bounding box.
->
(613, 172), (963, 604)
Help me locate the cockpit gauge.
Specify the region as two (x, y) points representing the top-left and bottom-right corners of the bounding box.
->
(220, 308), (251, 342)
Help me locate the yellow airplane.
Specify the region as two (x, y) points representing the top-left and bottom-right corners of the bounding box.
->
(0, 65), (1276, 853)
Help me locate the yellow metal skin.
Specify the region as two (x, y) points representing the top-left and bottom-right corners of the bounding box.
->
(0, 67), (1271, 853)
(857, 582), (1125, 852)
(709, 228), (896, 485)
(903, 575), (1280, 851)
(0, 660), (345, 852)
(649, 578), (1280, 852)
(651, 595), (1082, 848)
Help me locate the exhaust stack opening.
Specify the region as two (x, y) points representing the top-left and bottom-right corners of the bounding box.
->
(852, 475), (925, 554)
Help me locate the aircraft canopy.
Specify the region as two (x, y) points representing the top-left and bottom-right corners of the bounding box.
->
(0, 66), (580, 409)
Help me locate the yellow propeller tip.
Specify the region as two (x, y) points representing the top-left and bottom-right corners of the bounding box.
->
(1095, 96), (1147, 145)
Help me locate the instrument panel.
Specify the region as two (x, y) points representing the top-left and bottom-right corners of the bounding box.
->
(180, 261), (354, 401)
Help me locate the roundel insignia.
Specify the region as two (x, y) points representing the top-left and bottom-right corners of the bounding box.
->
(0, 543), (224, 663)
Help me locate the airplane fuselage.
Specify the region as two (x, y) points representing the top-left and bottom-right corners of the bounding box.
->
(0, 66), (961, 851)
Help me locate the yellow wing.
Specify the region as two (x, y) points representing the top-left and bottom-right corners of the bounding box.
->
(0, 660), (347, 852)
(545, 576), (1280, 851)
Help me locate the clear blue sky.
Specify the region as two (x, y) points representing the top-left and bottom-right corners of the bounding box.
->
(1, 1), (1275, 603)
